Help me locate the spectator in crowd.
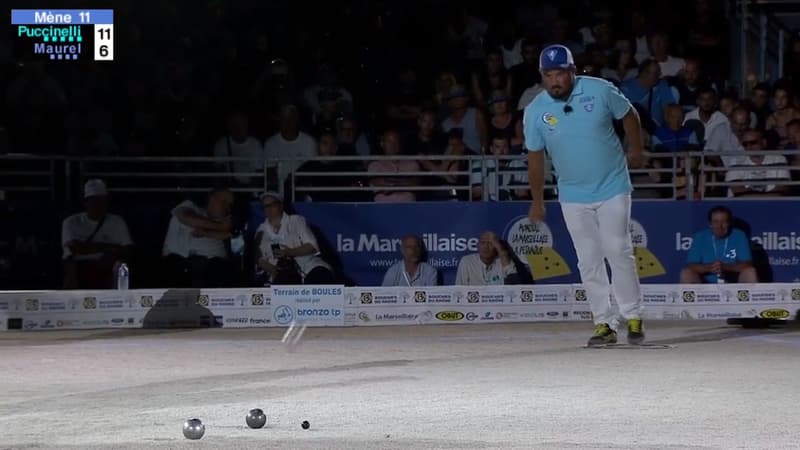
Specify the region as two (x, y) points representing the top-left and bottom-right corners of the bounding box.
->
(668, 59), (712, 113)
(680, 205), (758, 284)
(293, 129), (364, 202)
(651, 104), (701, 199)
(628, 10), (653, 64)
(730, 106), (753, 143)
(367, 130), (420, 202)
(509, 39), (542, 104)
(62, 179), (133, 289)
(650, 32), (685, 78)
(766, 86), (800, 148)
(786, 119), (800, 151)
(302, 64), (354, 119)
(455, 231), (518, 285)
(433, 71), (459, 119)
(725, 128), (790, 198)
(471, 49), (513, 107)
(601, 43), (638, 85)
(432, 128), (477, 201)
(384, 67), (424, 133)
(747, 83), (773, 129)
(620, 59), (676, 130)
(254, 191), (335, 284)
(684, 86), (743, 167)
(212, 109), (263, 188)
(441, 85), (488, 153)
(487, 91), (524, 152)
(517, 82), (545, 112)
(470, 133), (530, 201)
(381, 234), (439, 286)
(264, 104), (317, 191)
(718, 92), (737, 119)
(312, 89), (345, 135)
(162, 188), (235, 288)
(411, 108), (447, 198)
(685, 0), (726, 84)
(335, 114), (371, 157)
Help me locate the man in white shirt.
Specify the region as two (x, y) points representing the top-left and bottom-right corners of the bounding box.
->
(382, 235), (439, 287)
(650, 32), (686, 78)
(62, 179), (133, 289)
(263, 105), (317, 191)
(212, 110), (264, 187)
(162, 188), (235, 288)
(725, 129), (790, 197)
(455, 231), (517, 285)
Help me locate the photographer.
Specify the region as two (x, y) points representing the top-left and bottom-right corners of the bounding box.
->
(254, 192), (335, 285)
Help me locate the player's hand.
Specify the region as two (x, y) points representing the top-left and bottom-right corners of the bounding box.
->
(710, 261), (722, 274)
(528, 202), (545, 224)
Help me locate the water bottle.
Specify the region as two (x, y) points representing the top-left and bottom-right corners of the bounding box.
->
(116, 263), (129, 290)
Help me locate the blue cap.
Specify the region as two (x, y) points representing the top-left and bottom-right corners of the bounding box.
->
(539, 45), (575, 71)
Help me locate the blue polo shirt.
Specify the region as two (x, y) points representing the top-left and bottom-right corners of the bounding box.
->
(523, 76), (633, 204)
(686, 228), (752, 283)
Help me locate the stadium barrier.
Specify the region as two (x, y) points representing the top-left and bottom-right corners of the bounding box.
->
(1, 283), (797, 331)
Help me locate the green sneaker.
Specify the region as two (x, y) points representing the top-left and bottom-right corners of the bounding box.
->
(627, 318), (645, 345)
(587, 323), (617, 346)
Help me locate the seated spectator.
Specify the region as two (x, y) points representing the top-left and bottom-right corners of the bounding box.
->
(212, 109), (263, 188)
(470, 133), (530, 201)
(516, 83), (545, 111)
(441, 85), (488, 154)
(620, 59), (676, 131)
(652, 104), (700, 152)
(302, 63), (354, 118)
(384, 67), (424, 133)
(264, 104), (316, 191)
(62, 179), (133, 289)
(430, 128), (477, 201)
(746, 83), (772, 129)
(684, 86), (744, 167)
(730, 106), (753, 143)
(162, 188), (235, 288)
(293, 129), (364, 202)
(601, 43), (638, 85)
(786, 119), (800, 152)
(725, 128), (790, 197)
(254, 191), (335, 285)
(471, 49), (513, 107)
(381, 235), (439, 287)
(367, 130), (420, 202)
(408, 108), (445, 157)
(335, 114), (371, 157)
(509, 39), (542, 105)
(667, 59), (714, 113)
(765, 86), (800, 148)
(487, 91), (524, 151)
(455, 231), (518, 285)
(680, 206), (758, 284)
(650, 32), (686, 78)
(312, 89), (345, 135)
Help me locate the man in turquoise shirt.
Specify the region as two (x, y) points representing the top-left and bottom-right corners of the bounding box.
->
(680, 206), (758, 284)
(523, 44), (646, 346)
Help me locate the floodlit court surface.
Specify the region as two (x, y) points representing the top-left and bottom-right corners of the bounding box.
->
(1, 321), (799, 450)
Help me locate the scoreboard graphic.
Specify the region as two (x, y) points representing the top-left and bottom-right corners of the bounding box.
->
(11, 9), (113, 61)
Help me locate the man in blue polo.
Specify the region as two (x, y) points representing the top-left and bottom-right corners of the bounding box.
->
(523, 44), (647, 346)
(680, 206), (758, 284)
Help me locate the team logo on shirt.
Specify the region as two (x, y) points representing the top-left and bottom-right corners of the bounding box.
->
(584, 103), (594, 112)
(541, 113), (559, 128)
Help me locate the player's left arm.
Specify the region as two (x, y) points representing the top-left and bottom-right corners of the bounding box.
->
(605, 83), (645, 168)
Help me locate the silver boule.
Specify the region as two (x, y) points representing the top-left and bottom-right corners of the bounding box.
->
(183, 418), (205, 440)
(246, 408), (267, 429)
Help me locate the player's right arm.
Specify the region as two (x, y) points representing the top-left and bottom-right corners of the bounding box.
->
(523, 105), (546, 222)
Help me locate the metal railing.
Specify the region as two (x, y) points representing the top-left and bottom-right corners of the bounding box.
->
(1, 151), (799, 204)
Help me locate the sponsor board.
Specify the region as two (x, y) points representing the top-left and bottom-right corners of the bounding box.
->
(271, 285), (345, 326)
(759, 308), (790, 319)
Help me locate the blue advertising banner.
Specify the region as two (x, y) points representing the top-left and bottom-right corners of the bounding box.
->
(279, 201), (800, 286)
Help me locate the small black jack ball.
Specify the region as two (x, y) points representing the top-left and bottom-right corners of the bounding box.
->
(301, 420), (310, 430)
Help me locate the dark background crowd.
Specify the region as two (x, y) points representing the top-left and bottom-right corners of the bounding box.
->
(1, 0), (800, 289)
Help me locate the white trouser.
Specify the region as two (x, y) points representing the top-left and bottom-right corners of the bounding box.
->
(561, 192), (643, 329)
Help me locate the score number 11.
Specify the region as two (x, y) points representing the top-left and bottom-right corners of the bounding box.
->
(94, 24), (114, 61)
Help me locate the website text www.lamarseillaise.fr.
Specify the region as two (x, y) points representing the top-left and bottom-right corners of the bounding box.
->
(368, 257), (461, 269)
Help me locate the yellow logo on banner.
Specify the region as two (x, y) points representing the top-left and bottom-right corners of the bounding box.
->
(629, 220), (666, 278)
(504, 217), (571, 281)
(760, 309), (789, 319)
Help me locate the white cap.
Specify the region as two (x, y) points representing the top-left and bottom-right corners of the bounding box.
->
(84, 179), (108, 198)
(259, 191), (282, 203)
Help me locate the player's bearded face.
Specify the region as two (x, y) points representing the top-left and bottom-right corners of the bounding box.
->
(542, 69), (574, 99)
